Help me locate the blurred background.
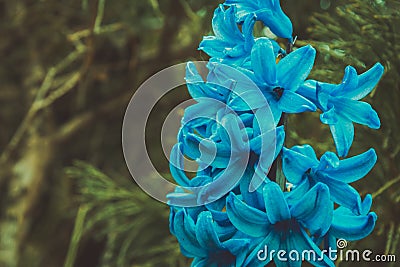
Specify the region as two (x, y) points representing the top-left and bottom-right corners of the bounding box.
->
(0, 0), (398, 266)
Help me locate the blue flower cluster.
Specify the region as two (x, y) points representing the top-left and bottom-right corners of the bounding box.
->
(168, 1), (384, 266)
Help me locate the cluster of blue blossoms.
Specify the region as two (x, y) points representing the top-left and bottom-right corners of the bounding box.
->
(168, 1), (384, 266)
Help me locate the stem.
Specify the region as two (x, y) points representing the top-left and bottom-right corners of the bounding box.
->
(64, 205), (89, 267)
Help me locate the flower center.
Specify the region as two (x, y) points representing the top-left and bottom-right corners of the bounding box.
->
(273, 87), (284, 100)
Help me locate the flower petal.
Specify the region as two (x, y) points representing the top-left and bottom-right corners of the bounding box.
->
(282, 146), (317, 184)
(331, 65), (358, 96)
(212, 5), (243, 42)
(325, 148), (377, 183)
(196, 211), (222, 249)
(290, 183), (333, 236)
(226, 192), (271, 237)
(174, 210), (207, 257)
(263, 182), (291, 224)
(328, 116), (354, 157)
(330, 212), (377, 241)
(169, 143), (191, 186)
(251, 38), (277, 86)
(333, 97), (380, 129)
(342, 63), (384, 100)
(278, 90), (317, 113)
(277, 45), (316, 91)
(317, 173), (362, 215)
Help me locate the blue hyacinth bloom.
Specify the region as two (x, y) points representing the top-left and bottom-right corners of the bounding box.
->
(224, 0), (293, 40)
(199, 5), (285, 67)
(297, 63), (384, 157)
(199, 5), (255, 67)
(170, 208), (255, 266)
(319, 194), (377, 252)
(226, 182), (335, 266)
(282, 145), (377, 214)
(234, 39), (317, 123)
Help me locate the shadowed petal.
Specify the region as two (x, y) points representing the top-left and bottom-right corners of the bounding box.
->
(290, 183), (333, 236)
(196, 211), (222, 248)
(263, 182), (291, 224)
(282, 147), (317, 184)
(174, 210), (207, 257)
(226, 192), (271, 237)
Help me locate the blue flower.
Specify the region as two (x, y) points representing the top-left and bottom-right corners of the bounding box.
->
(170, 208), (255, 266)
(199, 6), (285, 67)
(229, 39), (317, 123)
(199, 5), (255, 67)
(297, 63), (384, 157)
(169, 108), (285, 204)
(282, 145), (377, 214)
(224, 0), (293, 40)
(226, 182), (335, 266)
(318, 194), (377, 252)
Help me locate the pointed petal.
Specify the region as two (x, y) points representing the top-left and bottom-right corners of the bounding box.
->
(226, 193), (270, 237)
(243, 14), (256, 52)
(325, 148), (377, 183)
(331, 212), (377, 241)
(251, 38), (277, 86)
(256, 8), (293, 40)
(212, 5), (243, 42)
(332, 65), (358, 96)
(333, 97), (380, 129)
(290, 183), (333, 236)
(328, 117), (354, 157)
(263, 182), (291, 224)
(317, 173), (362, 214)
(282, 147), (317, 184)
(320, 106), (338, 124)
(342, 63), (384, 100)
(196, 211), (222, 249)
(169, 143), (191, 186)
(277, 45), (316, 91)
(174, 210), (207, 257)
